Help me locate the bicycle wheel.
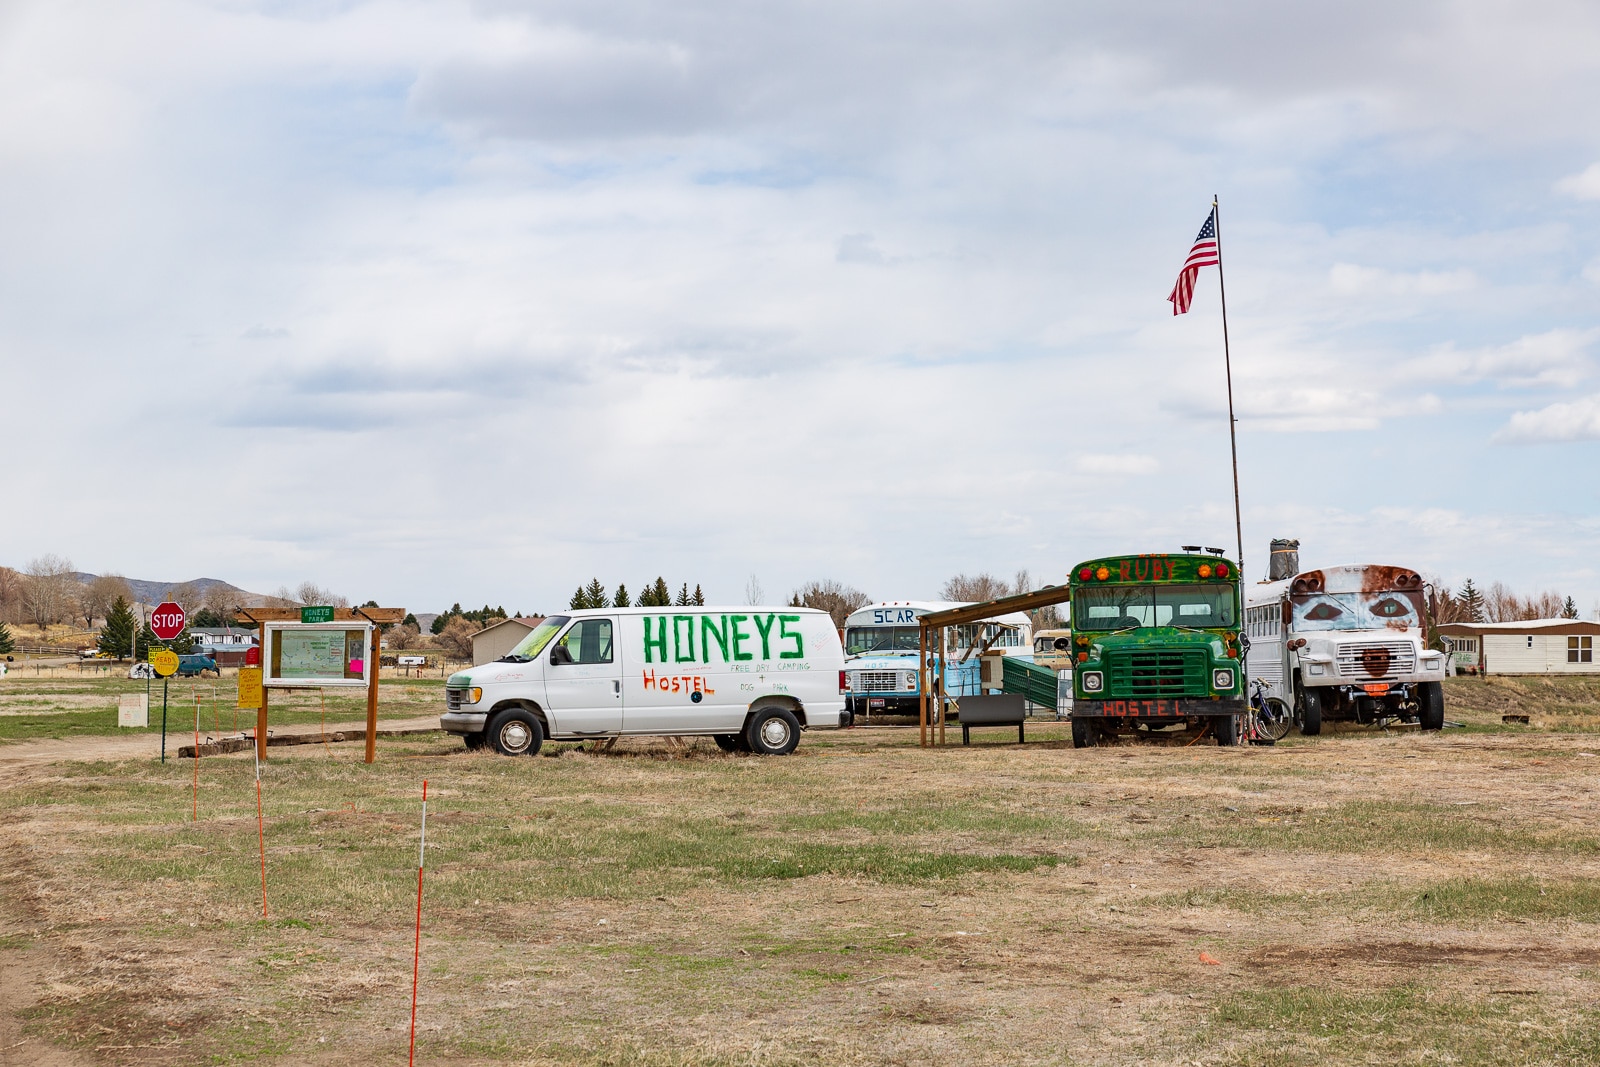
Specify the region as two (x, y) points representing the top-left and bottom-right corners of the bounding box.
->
(1257, 698), (1293, 742)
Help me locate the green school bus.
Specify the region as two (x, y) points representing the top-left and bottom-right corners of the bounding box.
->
(1068, 552), (1246, 747)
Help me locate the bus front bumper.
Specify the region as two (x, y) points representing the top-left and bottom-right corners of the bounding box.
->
(1072, 698), (1247, 720)
(440, 711), (489, 736)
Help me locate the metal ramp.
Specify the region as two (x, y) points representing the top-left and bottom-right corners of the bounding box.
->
(1001, 656), (1060, 710)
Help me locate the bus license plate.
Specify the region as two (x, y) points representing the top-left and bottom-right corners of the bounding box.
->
(869, 698), (885, 708)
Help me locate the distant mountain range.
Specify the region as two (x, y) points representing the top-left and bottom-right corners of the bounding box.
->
(69, 573), (270, 609)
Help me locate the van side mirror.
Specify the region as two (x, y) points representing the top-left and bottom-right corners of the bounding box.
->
(550, 645), (573, 666)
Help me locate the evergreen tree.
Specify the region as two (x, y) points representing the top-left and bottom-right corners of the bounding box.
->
(790, 592), (803, 607)
(584, 578), (609, 608)
(98, 596), (137, 659)
(403, 613), (418, 628)
(1564, 596), (1580, 619)
(639, 577), (670, 607)
(1456, 579), (1485, 622)
(569, 586), (588, 610)
(613, 584), (631, 608)
(0, 621), (13, 654)
(692, 584), (704, 606)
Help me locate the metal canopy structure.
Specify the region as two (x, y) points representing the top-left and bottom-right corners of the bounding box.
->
(237, 606), (407, 763)
(916, 584), (1072, 748)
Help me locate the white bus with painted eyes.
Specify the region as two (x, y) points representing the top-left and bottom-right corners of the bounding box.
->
(438, 607), (848, 756)
(1244, 564), (1448, 735)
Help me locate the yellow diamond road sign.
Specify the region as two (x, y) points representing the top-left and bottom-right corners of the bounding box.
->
(151, 648), (180, 677)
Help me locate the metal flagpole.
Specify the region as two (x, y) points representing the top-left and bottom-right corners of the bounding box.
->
(1212, 194), (1244, 574)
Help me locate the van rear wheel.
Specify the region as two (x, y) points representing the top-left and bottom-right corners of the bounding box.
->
(745, 707), (800, 755)
(713, 733), (749, 753)
(487, 708), (543, 756)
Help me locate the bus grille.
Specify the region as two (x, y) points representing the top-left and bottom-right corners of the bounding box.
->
(1107, 650), (1207, 697)
(853, 670), (902, 692)
(1336, 642), (1415, 679)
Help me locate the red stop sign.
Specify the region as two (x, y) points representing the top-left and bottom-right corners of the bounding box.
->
(150, 601), (186, 641)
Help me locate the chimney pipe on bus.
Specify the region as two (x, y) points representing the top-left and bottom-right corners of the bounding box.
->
(1268, 539), (1300, 582)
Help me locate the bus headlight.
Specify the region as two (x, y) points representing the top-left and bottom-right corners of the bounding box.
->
(902, 671), (918, 690)
(1211, 670), (1233, 691)
(1081, 672), (1103, 692)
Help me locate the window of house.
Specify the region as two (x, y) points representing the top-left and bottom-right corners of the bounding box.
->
(1569, 636), (1593, 664)
(1528, 636), (1535, 648)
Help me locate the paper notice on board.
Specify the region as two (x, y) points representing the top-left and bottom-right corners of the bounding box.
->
(277, 630), (345, 679)
(237, 666), (263, 709)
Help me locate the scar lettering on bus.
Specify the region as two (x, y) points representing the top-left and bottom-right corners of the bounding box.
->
(640, 670), (715, 695)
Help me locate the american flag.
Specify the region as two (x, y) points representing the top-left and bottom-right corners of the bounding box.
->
(1167, 209), (1219, 315)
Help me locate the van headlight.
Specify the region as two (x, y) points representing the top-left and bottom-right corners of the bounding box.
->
(1081, 672), (1103, 692)
(468, 687), (483, 704)
(1212, 669), (1234, 691)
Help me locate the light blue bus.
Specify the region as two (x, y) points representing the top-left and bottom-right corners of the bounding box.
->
(842, 601), (1033, 720)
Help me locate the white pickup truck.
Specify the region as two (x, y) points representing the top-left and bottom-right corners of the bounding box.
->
(440, 606), (848, 755)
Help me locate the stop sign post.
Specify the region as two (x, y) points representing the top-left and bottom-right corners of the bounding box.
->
(150, 602), (185, 763)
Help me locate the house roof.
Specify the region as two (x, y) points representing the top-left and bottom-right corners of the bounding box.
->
(1437, 619), (1600, 635)
(472, 616), (545, 639)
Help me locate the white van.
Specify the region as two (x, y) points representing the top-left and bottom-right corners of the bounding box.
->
(439, 607), (848, 756)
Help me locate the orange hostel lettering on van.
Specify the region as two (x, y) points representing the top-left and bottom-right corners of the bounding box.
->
(641, 669), (716, 695)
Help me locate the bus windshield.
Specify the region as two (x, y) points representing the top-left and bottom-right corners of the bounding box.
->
(845, 626), (921, 655)
(1291, 591), (1422, 632)
(504, 616), (570, 661)
(1071, 584), (1236, 631)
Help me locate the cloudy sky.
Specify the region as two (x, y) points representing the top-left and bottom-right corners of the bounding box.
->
(4, 0), (1599, 614)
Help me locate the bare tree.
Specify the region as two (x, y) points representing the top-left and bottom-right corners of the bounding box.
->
(385, 622), (423, 651)
(202, 582), (241, 618)
(1482, 582), (1567, 622)
(295, 581), (348, 608)
(0, 566), (22, 624)
(22, 555), (76, 632)
(941, 573), (1011, 603)
(436, 616), (481, 661)
(791, 579), (870, 629)
(80, 574), (134, 628)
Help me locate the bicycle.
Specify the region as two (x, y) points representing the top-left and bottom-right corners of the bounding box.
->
(1248, 677), (1293, 743)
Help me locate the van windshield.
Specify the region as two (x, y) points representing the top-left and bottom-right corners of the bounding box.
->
(503, 616), (569, 661)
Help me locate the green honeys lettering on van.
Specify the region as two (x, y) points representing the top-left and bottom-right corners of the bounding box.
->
(641, 614), (805, 664)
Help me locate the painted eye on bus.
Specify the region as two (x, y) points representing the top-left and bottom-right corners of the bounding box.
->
(1371, 598), (1410, 618)
(1305, 603), (1343, 622)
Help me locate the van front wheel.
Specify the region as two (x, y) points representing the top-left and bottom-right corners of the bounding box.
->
(745, 708), (801, 755)
(488, 708), (543, 756)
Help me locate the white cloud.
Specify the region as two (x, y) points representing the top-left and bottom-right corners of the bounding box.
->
(1074, 454), (1159, 476)
(1328, 263), (1478, 297)
(1494, 396), (1600, 444)
(1556, 162), (1600, 201)
(1407, 329), (1598, 390)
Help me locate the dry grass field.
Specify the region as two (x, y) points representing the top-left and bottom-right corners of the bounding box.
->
(2, 676), (1600, 1065)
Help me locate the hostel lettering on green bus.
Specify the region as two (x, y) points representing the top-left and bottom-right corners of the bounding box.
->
(640, 614), (805, 664)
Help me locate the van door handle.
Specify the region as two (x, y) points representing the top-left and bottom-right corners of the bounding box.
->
(613, 680), (621, 695)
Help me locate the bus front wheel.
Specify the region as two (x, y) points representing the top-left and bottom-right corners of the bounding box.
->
(1214, 714), (1240, 747)
(1071, 718), (1099, 748)
(1298, 687), (1323, 736)
(1418, 682), (1445, 731)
